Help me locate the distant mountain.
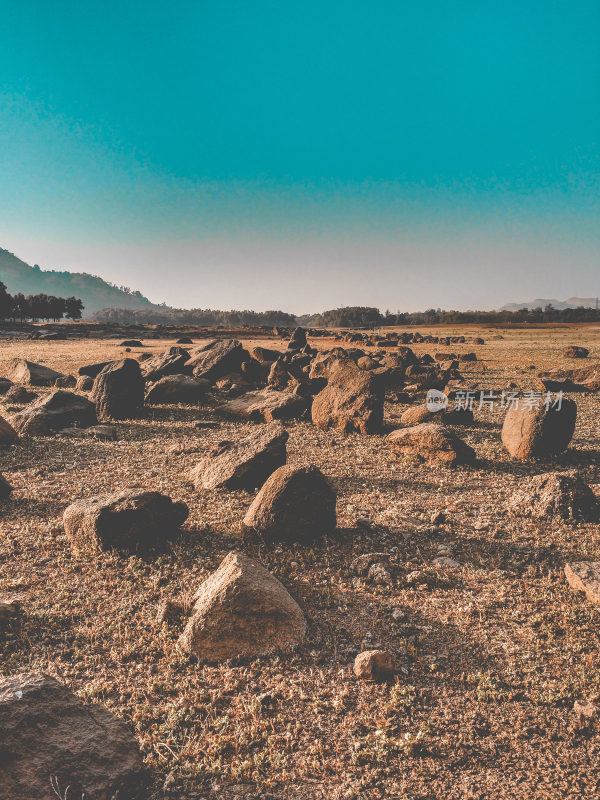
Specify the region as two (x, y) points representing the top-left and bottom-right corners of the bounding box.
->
(499, 297), (598, 312)
(0, 248), (157, 317)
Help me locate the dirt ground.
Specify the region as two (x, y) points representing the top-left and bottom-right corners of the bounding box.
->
(2, 324), (600, 800)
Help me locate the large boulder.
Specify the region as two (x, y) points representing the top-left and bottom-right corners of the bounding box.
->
(5, 358), (63, 386)
(186, 339), (247, 380)
(508, 470), (599, 520)
(501, 399), (577, 459)
(4, 385), (38, 404)
(78, 361), (112, 378)
(311, 360), (384, 434)
(145, 374), (210, 404)
(63, 490), (189, 553)
(387, 423), (476, 464)
(249, 345), (281, 363)
(90, 358), (145, 420)
(400, 403), (473, 427)
(179, 551), (306, 663)
(189, 422), (288, 490)
(242, 464), (337, 543)
(9, 391), (97, 436)
(0, 672), (146, 800)
(0, 377), (14, 395)
(140, 346), (191, 381)
(0, 414), (18, 446)
(218, 388), (307, 422)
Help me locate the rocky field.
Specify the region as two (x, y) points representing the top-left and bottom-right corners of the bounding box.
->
(1, 324), (600, 800)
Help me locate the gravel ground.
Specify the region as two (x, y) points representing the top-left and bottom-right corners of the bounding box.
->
(1, 324), (600, 800)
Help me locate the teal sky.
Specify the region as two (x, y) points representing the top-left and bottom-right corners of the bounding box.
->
(0, 0), (598, 312)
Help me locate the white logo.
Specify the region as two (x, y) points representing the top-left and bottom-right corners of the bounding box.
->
(426, 389), (448, 413)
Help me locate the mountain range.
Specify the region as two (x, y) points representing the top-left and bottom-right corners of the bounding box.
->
(499, 297), (598, 312)
(0, 248), (157, 317)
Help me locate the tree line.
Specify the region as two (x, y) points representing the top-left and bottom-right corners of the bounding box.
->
(0, 282), (84, 322)
(302, 304), (600, 328)
(90, 306), (298, 327)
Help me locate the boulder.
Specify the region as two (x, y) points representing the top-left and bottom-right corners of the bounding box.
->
(145, 374), (210, 404)
(120, 339), (143, 347)
(53, 374), (77, 389)
(63, 490), (189, 553)
(501, 399), (577, 459)
(176, 336), (193, 344)
(189, 422), (288, 490)
(564, 345), (589, 359)
(218, 388), (307, 422)
(4, 385), (38, 404)
(186, 339), (247, 380)
(387, 423), (476, 465)
(354, 650), (395, 682)
(0, 378), (14, 395)
(508, 470), (599, 520)
(5, 358), (63, 386)
(76, 374), (94, 392)
(0, 672), (146, 800)
(9, 391), (97, 436)
(78, 361), (112, 378)
(242, 464), (336, 543)
(90, 358), (145, 420)
(249, 345), (281, 363)
(565, 563), (600, 605)
(311, 360), (384, 434)
(287, 327), (307, 351)
(140, 346), (191, 381)
(0, 414), (18, 446)
(0, 473), (12, 499)
(179, 551), (306, 663)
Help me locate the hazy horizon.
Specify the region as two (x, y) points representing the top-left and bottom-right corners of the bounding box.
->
(1, 1), (598, 313)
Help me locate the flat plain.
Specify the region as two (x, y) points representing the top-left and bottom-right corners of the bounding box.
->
(2, 324), (600, 800)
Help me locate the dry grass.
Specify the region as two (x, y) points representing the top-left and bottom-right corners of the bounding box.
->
(2, 324), (600, 799)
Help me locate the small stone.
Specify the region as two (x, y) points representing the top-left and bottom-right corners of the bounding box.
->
(354, 650), (395, 681)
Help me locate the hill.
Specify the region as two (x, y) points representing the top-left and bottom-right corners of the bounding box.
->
(500, 297), (598, 312)
(0, 248), (156, 317)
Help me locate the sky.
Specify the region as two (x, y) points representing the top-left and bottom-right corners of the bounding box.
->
(0, 0), (598, 313)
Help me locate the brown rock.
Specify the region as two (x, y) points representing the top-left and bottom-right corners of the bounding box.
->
(565, 562), (600, 605)
(387, 423), (475, 464)
(9, 390), (97, 436)
(63, 490), (189, 553)
(140, 346), (191, 381)
(354, 650), (395, 681)
(311, 360), (384, 434)
(78, 361), (112, 378)
(250, 345), (281, 363)
(509, 470), (599, 520)
(90, 358), (145, 420)
(501, 399), (577, 459)
(218, 388), (307, 422)
(179, 551), (306, 663)
(564, 345), (589, 358)
(242, 465), (337, 543)
(0, 672), (146, 800)
(145, 374), (210, 404)
(0, 474), (12, 499)
(4, 385), (38, 404)
(0, 414), (18, 446)
(5, 358), (63, 386)
(189, 422), (288, 490)
(186, 339), (247, 380)
(53, 374), (77, 388)
(76, 374), (94, 392)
